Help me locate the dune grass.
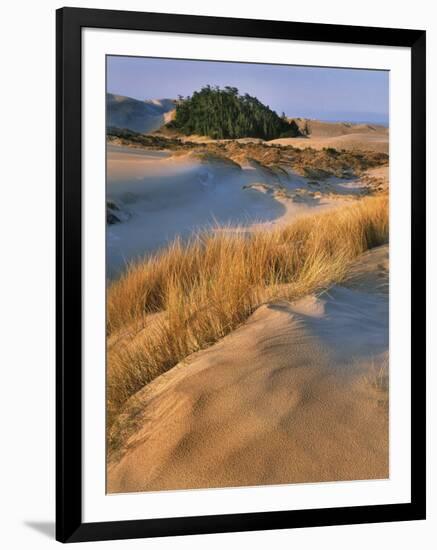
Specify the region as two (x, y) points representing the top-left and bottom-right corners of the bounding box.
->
(107, 195), (388, 430)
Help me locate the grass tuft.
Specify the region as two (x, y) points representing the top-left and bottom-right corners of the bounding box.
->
(107, 195), (388, 430)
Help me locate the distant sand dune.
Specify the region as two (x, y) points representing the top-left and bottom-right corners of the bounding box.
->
(269, 134), (389, 154)
(294, 119), (388, 138)
(269, 120), (388, 153)
(107, 93), (176, 134)
(108, 245), (389, 493)
(170, 120), (389, 153)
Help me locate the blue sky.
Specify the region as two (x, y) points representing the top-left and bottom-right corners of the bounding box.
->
(107, 56), (389, 125)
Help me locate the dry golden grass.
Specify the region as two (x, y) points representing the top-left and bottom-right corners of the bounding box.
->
(107, 195), (388, 430)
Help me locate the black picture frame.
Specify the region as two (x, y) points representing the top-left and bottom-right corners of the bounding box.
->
(56, 7), (426, 543)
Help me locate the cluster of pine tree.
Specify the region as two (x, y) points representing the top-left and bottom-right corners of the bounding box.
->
(169, 86), (301, 140)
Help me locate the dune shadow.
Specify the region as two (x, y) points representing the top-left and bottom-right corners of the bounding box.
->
(295, 286), (388, 363)
(106, 161), (287, 280)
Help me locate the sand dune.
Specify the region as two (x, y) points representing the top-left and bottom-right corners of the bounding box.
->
(106, 145), (284, 278)
(269, 134), (388, 154)
(294, 119), (388, 138)
(269, 120), (388, 153)
(160, 120), (388, 153)
(106, 145), (361, 279)
(107, 245), (389, 493)
(107, 94), (176, 134)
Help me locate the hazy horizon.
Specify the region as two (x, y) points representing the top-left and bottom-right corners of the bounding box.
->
(107, 56), (389, 126)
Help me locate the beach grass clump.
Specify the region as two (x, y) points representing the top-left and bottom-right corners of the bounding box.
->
(107, 194), (388, 428)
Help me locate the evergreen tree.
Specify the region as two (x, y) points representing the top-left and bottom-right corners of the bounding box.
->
(169, 86), (301, 140)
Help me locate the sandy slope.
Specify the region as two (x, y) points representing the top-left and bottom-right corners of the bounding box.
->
(107, 94), (176, 134)
(170, 120), (388, 153)
(269, 121), (388, 153)
(108, 245), (389, 493)
(293, 119), (388, 137)
(106, 145), (285, 278)
(269, 119), (389, 153)
(269, 134), (389, 154)
(107, 145), (367, 279)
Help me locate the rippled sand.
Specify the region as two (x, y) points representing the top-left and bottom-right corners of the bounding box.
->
(108, 246), (389, 493)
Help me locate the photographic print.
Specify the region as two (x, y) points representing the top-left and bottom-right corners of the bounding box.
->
(105, 56), (390, 494)
(56, 8), (426, 542)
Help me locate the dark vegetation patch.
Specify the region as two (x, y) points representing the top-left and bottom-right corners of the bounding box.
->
(168, 86), (301, 140)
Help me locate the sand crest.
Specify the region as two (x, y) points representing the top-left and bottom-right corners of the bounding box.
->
(107, 245), (389, 493)
(173, 120), (388, 153)
(268, 119), (389, 153)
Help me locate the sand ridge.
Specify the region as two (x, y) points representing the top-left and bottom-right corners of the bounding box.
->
(106, 144), (387, 280)
(168, 120), (388, 153)
(108, 245), (389, 493)
(270, 120), (388, 153)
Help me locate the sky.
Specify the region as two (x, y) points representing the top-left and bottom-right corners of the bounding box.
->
(107, 56), (389, 125)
